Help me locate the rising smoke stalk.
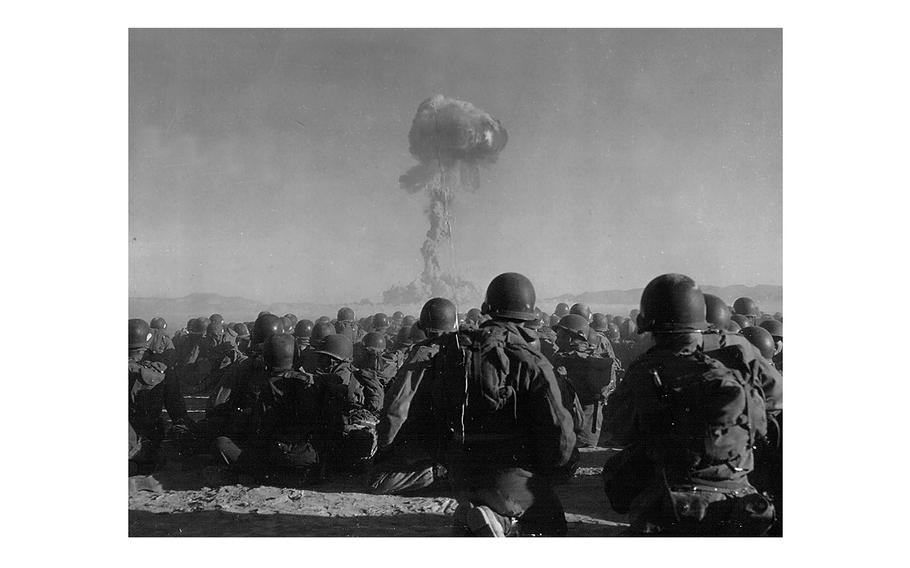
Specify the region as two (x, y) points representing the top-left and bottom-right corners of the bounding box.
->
(389, 95), (508, 305)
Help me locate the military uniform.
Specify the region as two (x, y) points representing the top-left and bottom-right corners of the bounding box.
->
(552, 339), (616, 448)
(434, 320), (577, 536)
(129, 345), (187, 474)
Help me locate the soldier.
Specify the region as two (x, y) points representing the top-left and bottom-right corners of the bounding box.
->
(434, 273), (576, 537)
(552, 314), (617, 448)
(554, 302), (570, 318)
(211, 334), (321, 484)
(602, 274), (778, 536)
(312, 334), (378, 473)
(733, 297), (762, 327)
(129, 318), (189, 475)
(232, 322), (251, 355)
(293, 319), (314, 358)
(335, 307), (365, 343)
(354, 331), (399, 391)
(370, 297), (458, 495)
(297, 321), (335, 374)
(760, 319), (783, 373)
(148, 317), (176, 364)
(569, 303), (592, 321)
(463, 308), (483, 330)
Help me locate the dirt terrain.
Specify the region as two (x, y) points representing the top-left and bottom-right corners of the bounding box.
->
(129, 447), (629, 537)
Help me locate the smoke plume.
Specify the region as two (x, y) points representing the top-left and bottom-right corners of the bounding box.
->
(389, 95), (507, 306)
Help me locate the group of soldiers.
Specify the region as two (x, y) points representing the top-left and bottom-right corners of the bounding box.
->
(128, 271), (783, 537)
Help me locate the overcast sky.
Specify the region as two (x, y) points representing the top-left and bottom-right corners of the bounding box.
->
(129, 29), (781, 303)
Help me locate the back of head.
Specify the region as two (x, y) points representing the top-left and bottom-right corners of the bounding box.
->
(209, 313), (224, 325)
(759, 319), (783, 339)
(401, 315), (418, 328)
(396, 326), (414, 347)
(280, 316), (294, 334)
(636, 273), (708, 334)
(730, 314), (752, 330)
(294, 319), (314, 339)
(419, 297), (457, 334)
(409, 325), (428, 343)
(392, 311), (404, 321)
(482, 272), (536, 321)
(283, 314), (298, 328)
(311, 322), (336, 346)
(129, 318), (151, 349)
(555, 302), (569, 317)
(206, 321), (224, 337)
(337, 307), (355, 322)
(233, 322), (250, 338)
(263, 333), (296, 370)
(150, 317), (167, 330)
(732, 297), (761, 317)
(371, 312), (389, 330)
(316, 316), (331, 325)
(612, 315), (624, 327)
(704, 293), (733, 330)
(591, 313), (609, 332)
(569, 303), (592, 321)
(362, 331), (387, 351)
(316, 333), (354, 362)
(557, 314), (590, 341)
(606, 322), (621, 341)
(465, 308), (482, 324)
(188, 317), (206, 335)
(252, 313), (284, 345)
(257, 310), (272, 319)
(742, 326), (775, 360)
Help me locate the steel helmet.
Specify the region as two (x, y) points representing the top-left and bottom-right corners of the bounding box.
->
(396, 326), (414, 347)
(591, 313), (609, 332)
(371, 313), (390, 330)
(759, 319), (783, 339)
(294, 319), (315, 339)
(704, 293), (733, 329)
(733, 297), (761, 317)
(232, 322), (251, 338)
(726, 320), (743, 333)
(150, 317), (167, 330)
(557, 314), (590, 340)
(742, 326), (775, 360)
(283, 314), (298, 328)
(315, 334), (354, 362)
(612, 315), (624, 327)
(409, 325), (428, 343)
(209, 314), (224, 325)
(482, 272), (537, 321)
(636, 273), (708, 334)
(257, 311), (272, 318)
(362, 332), (387, 351)
(465, 308), (482, 323)
(569, 303), (592, 321)
(554, 303), (570, 317)
(252, 313), (284, 345)
(337, 307), (355, 322)
(606, 322), (621, 341)
(188, 318), (206, 335)
(730, 314), (753, 329)
(263, 333), (296, 370)
(316, 316), (331, 325)
(128, 318), (151, 349)
(392, 311), (404, 321)
(206, 322), (224, 337)
(419, 297), (457, 333)
(401, 315), (418, 328)
(311, 322), (336, 346)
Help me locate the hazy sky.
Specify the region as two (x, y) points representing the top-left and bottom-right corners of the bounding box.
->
(129, 29), (781, 303)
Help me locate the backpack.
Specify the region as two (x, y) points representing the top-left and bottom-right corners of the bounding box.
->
(553, 348), (616, 406)
(431, 325), (542, 448)
(635, 348), (767, 484)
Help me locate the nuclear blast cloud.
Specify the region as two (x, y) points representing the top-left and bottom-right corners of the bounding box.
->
(399, 94), (508, 193)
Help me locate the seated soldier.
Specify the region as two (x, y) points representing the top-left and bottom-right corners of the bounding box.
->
(313, 334), (378, 474)
(212, 334), (322, 484)
(552, 314), (617, 448)
(129, 318), (189, 475)
(369, 298), (457, 495)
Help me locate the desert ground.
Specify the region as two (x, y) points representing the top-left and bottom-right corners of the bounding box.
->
(129, 446), (629, 537)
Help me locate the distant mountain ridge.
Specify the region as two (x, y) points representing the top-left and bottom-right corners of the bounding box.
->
(130, 284), (782, 324)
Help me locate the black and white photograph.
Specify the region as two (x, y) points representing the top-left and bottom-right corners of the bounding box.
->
(126, 27), (783, 537)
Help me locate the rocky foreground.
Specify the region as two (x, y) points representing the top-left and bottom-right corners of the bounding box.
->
(129, 447), (629, 537)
